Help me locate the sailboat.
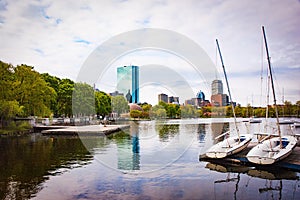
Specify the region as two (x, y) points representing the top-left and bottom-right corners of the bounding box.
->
(205, 39), (253, 159)
(246, 26), (297, 165)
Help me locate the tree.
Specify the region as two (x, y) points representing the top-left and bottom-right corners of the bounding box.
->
(130, 110), (142, 119)
(0, 61), (15, 101)
(41, 73), (61, 116)
(181, 105), (197, 118)
(57, 79), (74, 117)
(72, 82), (95, 117)
(150, 105), (167, 119)
(95, 91), (111, 118)
(111, 96), (129, 115)
(0, 100), (23, 128)
(13, 65), (56, 117)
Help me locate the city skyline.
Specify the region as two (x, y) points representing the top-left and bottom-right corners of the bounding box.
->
(0, 1), (299, 106)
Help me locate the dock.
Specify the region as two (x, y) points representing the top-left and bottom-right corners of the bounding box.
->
(200, 143), (300, 172)
(40, 124), (130, 136)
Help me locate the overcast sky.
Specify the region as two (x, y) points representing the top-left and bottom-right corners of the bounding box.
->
(0, 0), (299, 106)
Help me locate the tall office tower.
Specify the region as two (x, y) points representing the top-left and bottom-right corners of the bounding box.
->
(211, 80), (223, 95)
(168, 96), (179, 104)
(158, 93), (168, 103)
(117, 65), (139, 103)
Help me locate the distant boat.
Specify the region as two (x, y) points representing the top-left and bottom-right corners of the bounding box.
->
(249, 117), (262, 123)
(293, 122), (300, 128)
(278, 119), (294, 125)
(205, 39), (252, 159)
(246, 26), (297, 165)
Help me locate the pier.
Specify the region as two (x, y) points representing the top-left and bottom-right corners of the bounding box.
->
(40, 124), (130, 136)
(200, 143), (300, 172)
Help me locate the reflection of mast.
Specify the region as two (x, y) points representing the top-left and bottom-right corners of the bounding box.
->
(214, 172), (240, 200)
(259, 180), (282, 200)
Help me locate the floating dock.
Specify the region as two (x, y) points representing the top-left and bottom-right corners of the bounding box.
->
(40, 124), (130, 136)
(200, 143), (300, 172)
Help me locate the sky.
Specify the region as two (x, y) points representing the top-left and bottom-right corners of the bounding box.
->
(0, 0), (299, 106)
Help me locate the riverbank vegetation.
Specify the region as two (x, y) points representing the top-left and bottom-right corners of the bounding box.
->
(1, 60), (299, 131)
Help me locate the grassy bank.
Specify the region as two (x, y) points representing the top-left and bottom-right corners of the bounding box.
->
(0, 121), (33, 136)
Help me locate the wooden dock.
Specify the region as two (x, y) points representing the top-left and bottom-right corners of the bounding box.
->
(40, 124), (130, 136)
(200, 143), (300, 172)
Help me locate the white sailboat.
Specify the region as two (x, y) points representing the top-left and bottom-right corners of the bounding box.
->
(205, 39), (252, 159)
(246, 26), (297, 165)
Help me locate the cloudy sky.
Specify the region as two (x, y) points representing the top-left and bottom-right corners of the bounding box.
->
(0, 0), (299, 106)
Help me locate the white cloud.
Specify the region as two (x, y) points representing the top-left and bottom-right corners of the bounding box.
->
(0, 0), (299, 105)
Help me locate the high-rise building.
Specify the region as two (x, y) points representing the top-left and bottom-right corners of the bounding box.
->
(211, 94), (228, 107)
(109, 91), (124, 97)
(168, 96), (179, 104)
(211, 80), (223, 95)
(158, 93), (168, 103)
(211, 79), (229, 107)
(117, 65), (139, 103)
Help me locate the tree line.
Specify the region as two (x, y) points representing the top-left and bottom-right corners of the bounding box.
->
(1, 60), (299, 128)
(131, 101), (300, 120)
(0, 61), (118, 128)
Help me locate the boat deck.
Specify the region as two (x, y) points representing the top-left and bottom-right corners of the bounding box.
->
(200, 142), (300, 172)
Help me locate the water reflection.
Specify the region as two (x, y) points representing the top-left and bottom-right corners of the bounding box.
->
(157, 123), (180, 142)
(197, 124), (206, 143)
(1, 119), (299, 199)
(206, 161), (299, 180)
(206, 160), (299, 200)
(0, 134), (92, 200)
(115, 121), (140, 171)
(211, 122), (229, 143)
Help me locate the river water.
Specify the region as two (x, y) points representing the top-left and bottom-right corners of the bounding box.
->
(0, 118), (299, 200)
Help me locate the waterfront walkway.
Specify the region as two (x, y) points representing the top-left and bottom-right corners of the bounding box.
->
(40, 124), (130, 135)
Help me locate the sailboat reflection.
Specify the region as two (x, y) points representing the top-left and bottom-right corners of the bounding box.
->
(206, 161), (299, 199)
(206, 162), (249, 200)
(206, 161), (299, 180)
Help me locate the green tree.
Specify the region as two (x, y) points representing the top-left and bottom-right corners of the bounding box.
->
(234, 104), (243, 117)
(0, 61), (15, 101)
(72, 82), (95, 117)
(284, 101), (292, 116)
(13, 65), (56, 117)
(41, 73), (61, 116)
(0, 100), (23, 128)
(111, 95), (129, 115)
(130, 110), (142, 119)
(141, 103), (152, 112)
(181, 105), (197, 118)
(150, 105), (166, 119)
(95, 91), (112, 118)
(57, 79), (74, 117)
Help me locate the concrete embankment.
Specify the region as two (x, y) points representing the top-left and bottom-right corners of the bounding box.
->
(40, 124), (130, 136)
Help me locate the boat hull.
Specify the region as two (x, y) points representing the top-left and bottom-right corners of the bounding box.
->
(206, 134), (252, 158)
(246, 136), (297, 165)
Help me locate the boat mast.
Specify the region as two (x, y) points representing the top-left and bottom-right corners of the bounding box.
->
(262, 26), (282, 148)
(216, 39), (240, 141)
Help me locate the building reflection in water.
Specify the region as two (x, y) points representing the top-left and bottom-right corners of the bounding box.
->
(197, 124), (206, 143)
(117, 121), (140, 170)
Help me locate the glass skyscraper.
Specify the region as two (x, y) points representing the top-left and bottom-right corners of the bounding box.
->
(117, 65), (139, 103)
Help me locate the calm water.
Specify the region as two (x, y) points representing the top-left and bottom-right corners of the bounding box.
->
(0, 118), (299, 200)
